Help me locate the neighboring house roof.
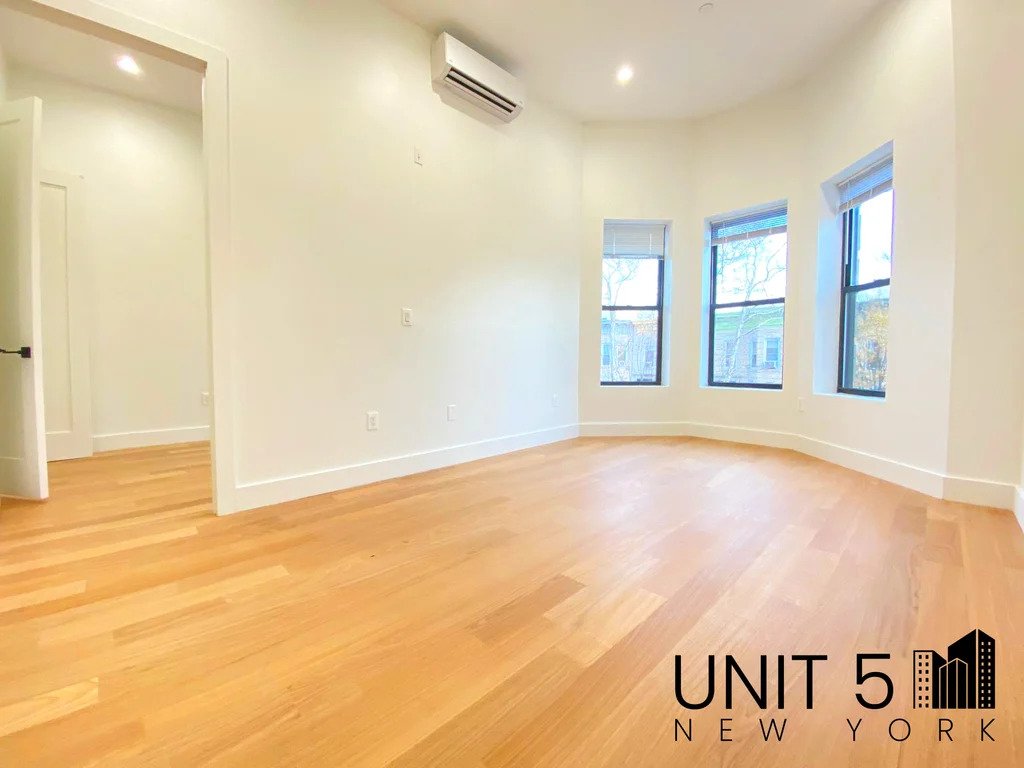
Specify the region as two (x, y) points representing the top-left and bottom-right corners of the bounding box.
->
(713, 304), (785, 333)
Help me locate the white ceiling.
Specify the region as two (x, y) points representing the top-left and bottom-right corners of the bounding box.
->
(380, 0), (891, 121)
(0, 5), (202, 113)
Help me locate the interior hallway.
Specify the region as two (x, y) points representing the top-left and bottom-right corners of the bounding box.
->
(0, 439), (1022, 766)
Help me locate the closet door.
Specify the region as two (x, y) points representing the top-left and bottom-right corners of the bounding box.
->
(41, 169), (93, 462)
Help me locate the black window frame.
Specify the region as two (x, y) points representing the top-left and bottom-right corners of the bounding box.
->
(706, 215), (788, 390)
(837, 202), (891, 398)
(600, 257), (665, 387)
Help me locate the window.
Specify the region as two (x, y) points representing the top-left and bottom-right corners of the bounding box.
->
(601, 221), (666, 385)
(837, 159), (893, 396)
(707, 205), (788, 388)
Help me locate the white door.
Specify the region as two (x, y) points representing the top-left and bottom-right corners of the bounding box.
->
(41, 170), (92, 461)
(0, 97), (48, 500)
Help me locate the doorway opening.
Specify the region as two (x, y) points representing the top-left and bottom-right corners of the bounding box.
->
(0, 0), (228, 514)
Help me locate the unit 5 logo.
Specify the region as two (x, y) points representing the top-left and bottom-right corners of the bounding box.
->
(671, 628), (998, 745)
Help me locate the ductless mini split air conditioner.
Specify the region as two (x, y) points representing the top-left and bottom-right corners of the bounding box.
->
(431, 32), (525, 122)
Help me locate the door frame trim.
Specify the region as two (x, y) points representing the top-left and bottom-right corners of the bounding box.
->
(11, 0), (235, 513)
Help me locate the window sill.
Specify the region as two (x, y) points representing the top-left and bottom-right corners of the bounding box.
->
(703, 384), (783, 393)
(817, 390), (887, 402)
(600, 382), (666, 388)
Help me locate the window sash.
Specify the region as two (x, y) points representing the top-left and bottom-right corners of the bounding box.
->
(837, 283), (889, 397)
(838, 207), (890, 397)
(601, 275), (663, 310)
(841, 199), (892, 290)
(707, 242), (785, 390)
(601, 257), (665, 386)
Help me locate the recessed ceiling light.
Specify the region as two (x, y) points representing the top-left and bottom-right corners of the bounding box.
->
(116, 54), (142, 76)
(698, 2), (715, 13)
(616, 64), (634, 85)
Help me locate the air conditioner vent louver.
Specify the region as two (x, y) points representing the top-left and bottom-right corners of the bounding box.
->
(445, 67), (517, 116)
(431, 33), (525, 122)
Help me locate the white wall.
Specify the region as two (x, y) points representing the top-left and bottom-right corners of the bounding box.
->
(687, 86), (814, 442)
(0, 42), (7, 99)
(799, 0), (958, 481)
(580, 122), (692, 424)
(580, 0), (1023, 507)
(7, 66), (210, 450)
(947, 0), (1024, 492)
(944, 0), (1024, 518)
(23, 0), (582, 510)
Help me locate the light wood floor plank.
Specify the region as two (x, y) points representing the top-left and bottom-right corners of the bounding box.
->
(0, 438), (1021, 766)
(0, 678), (99, 739)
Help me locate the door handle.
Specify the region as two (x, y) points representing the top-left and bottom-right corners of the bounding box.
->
(0, 346), (31, 359)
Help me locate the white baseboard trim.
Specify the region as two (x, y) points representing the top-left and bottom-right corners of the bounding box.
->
(579, 420), (799, 450)
(93, 426), (210, 453)
(205, 419), (1015, 517)
(943, 475), (1018, 511)
(229, 424), (580, 515)
(579, 421), (1012, 510)
(797, 434), (946, 498)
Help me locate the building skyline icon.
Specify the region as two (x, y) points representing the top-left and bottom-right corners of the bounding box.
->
(913, 629), (995, 709)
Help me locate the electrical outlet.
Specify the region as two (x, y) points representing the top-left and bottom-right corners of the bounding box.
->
(366, 410), (380, 431)
(798, 397), (806, 413)
(401, 308), (413, 326)
(446, 404), (457, 422)
(551, 394), (560, 409)
(201, 391), (210, 406)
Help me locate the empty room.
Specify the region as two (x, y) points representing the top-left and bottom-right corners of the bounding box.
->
(0, 0), (1020, 766)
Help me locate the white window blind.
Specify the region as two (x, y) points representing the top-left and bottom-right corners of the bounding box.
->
(603, 221), (667, 258)
(837, 157), (893, 213)
(710, 206), (788, 246)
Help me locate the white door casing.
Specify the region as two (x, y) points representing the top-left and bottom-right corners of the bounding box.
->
(20, 0), (231, 514)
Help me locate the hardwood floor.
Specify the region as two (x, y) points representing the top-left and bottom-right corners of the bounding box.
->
(0, 438), (1022, 767)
